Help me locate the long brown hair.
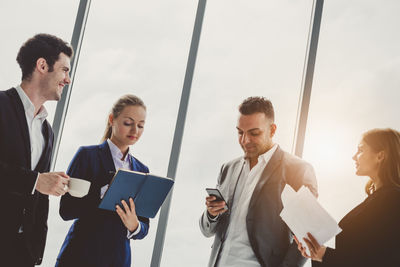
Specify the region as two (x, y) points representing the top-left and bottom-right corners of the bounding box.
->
(101, 94), (146, 143)
(362, 128), (400, 195)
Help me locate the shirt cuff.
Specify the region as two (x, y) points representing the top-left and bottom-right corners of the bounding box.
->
(127, 222), (141, 238)
(32, 172), (40, 195)
(207, 211), (219, 222)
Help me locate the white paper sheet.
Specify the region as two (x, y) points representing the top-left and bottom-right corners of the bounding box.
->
(280, 185), (341, 252)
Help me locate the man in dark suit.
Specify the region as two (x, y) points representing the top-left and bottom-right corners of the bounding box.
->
(0, 34), (73, 266)
(200, 97), (318, 267)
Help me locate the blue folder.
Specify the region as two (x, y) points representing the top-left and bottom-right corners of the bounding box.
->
(98, 169), (174, 218)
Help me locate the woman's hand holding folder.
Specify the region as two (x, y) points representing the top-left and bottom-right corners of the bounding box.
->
(116, 198), (140, 232)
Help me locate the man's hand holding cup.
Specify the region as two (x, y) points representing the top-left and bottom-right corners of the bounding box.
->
(36, 172), (70, 196)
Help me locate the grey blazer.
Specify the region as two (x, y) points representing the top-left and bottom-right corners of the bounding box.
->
(199, 146), (318, 267)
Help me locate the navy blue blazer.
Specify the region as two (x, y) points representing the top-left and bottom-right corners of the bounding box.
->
(56, 141), (150, 267)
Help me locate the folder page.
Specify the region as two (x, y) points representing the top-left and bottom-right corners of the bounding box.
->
(280, 186), (341, 250)
(134, 175), (174, 218)
(99, 170), (174, 218)
(99, 170), (146, 211)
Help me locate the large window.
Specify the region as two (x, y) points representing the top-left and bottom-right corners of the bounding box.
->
(2, 0), (399, 266)
(53, 0), (198, 266)
(0, 0), (79, 125)
(160, 1), (314, 266)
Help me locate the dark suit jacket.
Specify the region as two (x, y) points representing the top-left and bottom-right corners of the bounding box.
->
(312, 186), (400, 267)
(56, 141), (150, 267)
(0, 88), (53, 265)
(200, 146), (318, 267)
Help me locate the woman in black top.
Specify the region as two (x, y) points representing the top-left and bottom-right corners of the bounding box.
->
(296, 128), (400, 267)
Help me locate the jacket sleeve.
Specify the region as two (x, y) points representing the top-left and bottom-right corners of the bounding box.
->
(59, 147), (100, 220)
(286, 161), (318, 197)
(199, 209), (223, 238)
(0, 98), (38, 196)
(313, 190), (400, 267)
(32, 156), (52, 265)
(130, 216), (150, 240)
(199, 164), (226, 237)
(32, 193), (49, 265)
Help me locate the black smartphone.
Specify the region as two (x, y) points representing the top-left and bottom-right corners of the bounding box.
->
(206, 188), (228, 209)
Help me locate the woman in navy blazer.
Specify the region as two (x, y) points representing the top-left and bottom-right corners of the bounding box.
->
(56, 95), (150, 267)
(296, 128), (400, 267)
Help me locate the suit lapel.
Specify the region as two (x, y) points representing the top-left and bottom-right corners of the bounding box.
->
(128, 154), (137, 172)
(226, 160), (246, 207)
(98, 141), (116, 184)
(248, 146), (284, 211)
(34, 121), (53, 172)
(8, 88), (31, 168)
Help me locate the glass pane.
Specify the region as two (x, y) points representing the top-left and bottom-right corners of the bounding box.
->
(53, 0), (198, 266)
(0, 0), (79, 125)
(161, 0), (313, 266)
(303, 0), (400, 264)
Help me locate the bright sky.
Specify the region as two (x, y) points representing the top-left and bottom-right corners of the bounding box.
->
(0, 0), (399, 266)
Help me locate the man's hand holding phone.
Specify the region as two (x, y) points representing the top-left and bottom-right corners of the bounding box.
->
(205, 188), (228, 218)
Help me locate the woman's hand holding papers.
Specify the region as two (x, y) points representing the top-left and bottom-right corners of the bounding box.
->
(116, 198), (140, 232)
(294, 233), (326, 262)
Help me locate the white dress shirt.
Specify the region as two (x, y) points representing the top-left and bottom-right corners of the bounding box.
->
(15, 85), (48, 233)
(15, 85), (48, 194)
(217, 144), (278, 267)
(106, 139), (141, 237)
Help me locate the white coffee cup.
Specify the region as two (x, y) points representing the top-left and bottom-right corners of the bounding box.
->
(68, 178), (91, 198)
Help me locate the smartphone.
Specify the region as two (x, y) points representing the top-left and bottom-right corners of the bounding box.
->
(206, 188), (228, 209)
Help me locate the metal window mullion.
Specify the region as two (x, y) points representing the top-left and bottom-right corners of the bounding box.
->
(51, 0), (91, 170)
(150, 0), (207, 266)
(292, 0), (324, 158)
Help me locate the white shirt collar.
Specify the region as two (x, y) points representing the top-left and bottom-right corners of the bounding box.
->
(243, 143), (278, 165)
(261, 143), (278, 163)
(107, 139), (131, 162)
(15, 85), (48, 121)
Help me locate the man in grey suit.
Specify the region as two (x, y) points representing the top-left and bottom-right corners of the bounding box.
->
(199, 97), (318, 267)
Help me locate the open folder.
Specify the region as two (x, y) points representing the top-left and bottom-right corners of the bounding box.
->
(280, 186), (341, 251)
(99, 169), (174, 218)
